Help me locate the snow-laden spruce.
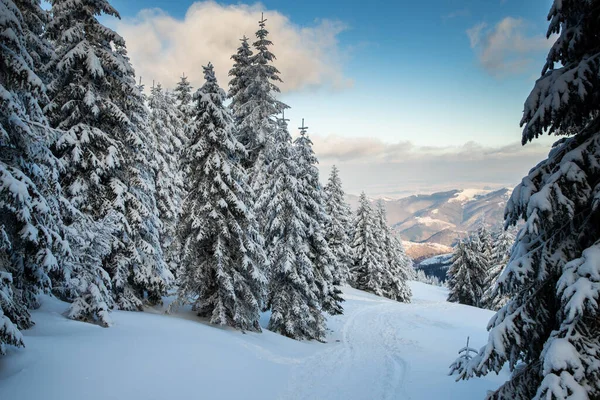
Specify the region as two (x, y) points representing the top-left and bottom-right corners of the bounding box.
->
(0, 0), (69, 352)
(350, 195), (412, 302)
(173, 74), (193, 143)
(481, 228), (515, 311)
(374, 201), (412, 302)
(446, 234), (488, 308)
(120, 78), (173, 308)
(148, 84), (187, 276)
(257, 116), (326, 341)
(294, 121), (343, 316)
(350, 193), (386, 296)
(233, 15), (288, 171)
(451, 1), (600, 398)
(175, 63), (268, 332)
(46, 0), (170, 322)
(228, 35), (253, 161)
(323, 165), (353, 285)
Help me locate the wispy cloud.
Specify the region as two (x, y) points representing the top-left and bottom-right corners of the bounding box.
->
(309, 134), (552, 196)
(466, 17), (552, 76)
(114, 1), (352, 92)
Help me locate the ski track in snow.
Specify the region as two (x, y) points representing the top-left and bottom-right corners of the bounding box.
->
(0, 282), (509, 400)
(280, 302), (413, 400)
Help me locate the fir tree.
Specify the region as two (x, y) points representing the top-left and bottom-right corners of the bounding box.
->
(148, 84), (186, 276)
(323, 165), (353, 285)
(176, 63), (268, 332)
(482, 228), (515, 311)
(46, 0), (170, 317)
(228, 35), (253, 136)
(294, 119), (343, 316)
(1, 0), (68, 350)
(257, 116), (325, 341)
(119, 78), (172, 308)
(375, 201), (412, 302)
(350, 193), (386, 296)
(173, 73), (193, 142)
(452, 2), (600, 397)
(237, 14), (288, 170)
(446, 235), (487, 308)
(15, 0), (53, 75)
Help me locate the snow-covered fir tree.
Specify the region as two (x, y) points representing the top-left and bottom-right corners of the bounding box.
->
(176, 63), (268, 332)
(236, 15), (288, 171)
(16, 0), (53, 77)
(374, 201), (412, 302)
(482, 228), (515, 311)
(173, 73), (194, 141)
(452, 2), (600, 397)
(46, 0), (170, 320)
(350, 193), (386, 297)
(119, 77), (172, 308)
(294, 120), (343, 315)
(228, 35), (253, 151)
(0, 0), (69, 350)
(148, 84), (186, 276)
(446, 235), (487, 308)
(323, 165), (353, 285)
(257, 116), (326, 341)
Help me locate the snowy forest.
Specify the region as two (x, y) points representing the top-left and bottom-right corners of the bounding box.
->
(0, 0), (413, 347)
(1, 0), (600, 399)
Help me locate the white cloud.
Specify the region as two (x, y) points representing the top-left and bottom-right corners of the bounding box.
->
(309, 134), (552, 196)
(114, 1), (351, 92)
(467, 17), (552, 76)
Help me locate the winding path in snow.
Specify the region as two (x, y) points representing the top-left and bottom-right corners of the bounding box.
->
(279, 300), (414, 400)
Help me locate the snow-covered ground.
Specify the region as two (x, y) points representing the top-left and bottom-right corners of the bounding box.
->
(0, 282), (507, 400)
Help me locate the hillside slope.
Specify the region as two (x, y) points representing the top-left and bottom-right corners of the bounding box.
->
(0, 283), (508, 400)
(348, 188), (511, 246)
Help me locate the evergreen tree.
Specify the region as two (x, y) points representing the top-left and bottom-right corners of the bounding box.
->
(375, 201), (412, 302)
(446, 235), (487, 308)
(482, 228), (515, 311)
(350, 193), (386, 296)
(257, 116), (325, 341)
(176, 63), (267, 332)
(294, 120), (343, 315)
(148, 84), (186, 276)
(16, 0), (53, 75)
(173, 73), (193, 141)
(228, 35), (253, 143)
(237, 14), (288, 170)
(323, 165), (353, 285)
(452, 3), (600, 396)
(1, 0), (68, 350)
(120, 78), (172, 308)
(46, 0), (170, 317)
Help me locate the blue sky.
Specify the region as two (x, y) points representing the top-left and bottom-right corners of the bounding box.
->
(104, 0), (556, 195)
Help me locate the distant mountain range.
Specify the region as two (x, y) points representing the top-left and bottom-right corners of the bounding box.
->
(347, 188), (512, 258)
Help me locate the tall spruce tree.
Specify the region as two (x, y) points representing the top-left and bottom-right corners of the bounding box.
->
(257, 116), (326, 341)
(0, 0), (68, 352)
(446, 235), (487, 308)
(323, 165), (353, 285)
(236, 14), (288, 171)
(375, 201), (412, 303)
(173, 73), (193, 142)
(148, 84), (186, 276)
(294, 119), (343, 315)
(46, 0), (170, 319)
(482, 228), (515, 311)
(350, 193), (386, 296)
(228, 36), (253, 147)
(452, 2), (600, 397)
(176, 63), (267, 332)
